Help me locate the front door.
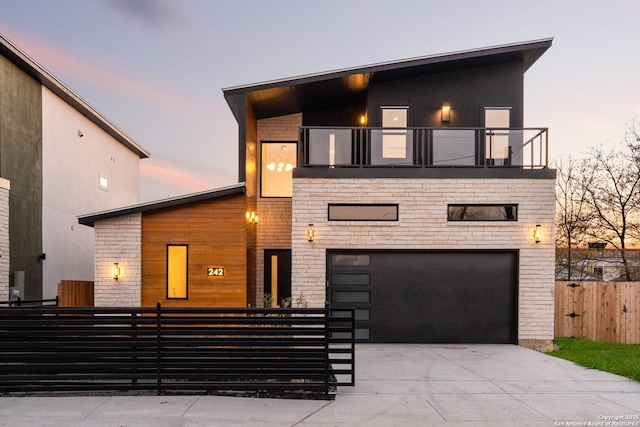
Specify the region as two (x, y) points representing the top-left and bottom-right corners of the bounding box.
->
(264, 249), (292, 307)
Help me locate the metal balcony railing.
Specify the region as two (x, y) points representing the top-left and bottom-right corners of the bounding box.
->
(299, 127), (548, 169)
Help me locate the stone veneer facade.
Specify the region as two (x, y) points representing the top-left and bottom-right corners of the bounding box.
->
(0, 178), (9, 299)
(291, 177), (556, 351)
(255, 113), (301, 305)
(93, 213), (141, 307)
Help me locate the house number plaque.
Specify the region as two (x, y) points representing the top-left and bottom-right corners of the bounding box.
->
(207, 267), (225, 277)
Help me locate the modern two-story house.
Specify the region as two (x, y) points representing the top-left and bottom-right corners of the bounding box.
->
(83, 39), (555, 351)
(224, 38), (555, 351)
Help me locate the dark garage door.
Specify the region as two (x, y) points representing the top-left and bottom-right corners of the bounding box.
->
(328, 250), (518, 344)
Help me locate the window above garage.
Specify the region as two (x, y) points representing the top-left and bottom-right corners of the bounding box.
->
(328, 204), (398, 221)
(447, 204), (517, 221)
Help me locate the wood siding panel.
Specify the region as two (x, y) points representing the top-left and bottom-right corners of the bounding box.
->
(555, 281), (640, 344)
(141, 195), (247, 308)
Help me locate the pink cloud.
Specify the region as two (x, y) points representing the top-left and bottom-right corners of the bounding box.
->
(0, 25), (213, 119)
(140, 159), (211, 192)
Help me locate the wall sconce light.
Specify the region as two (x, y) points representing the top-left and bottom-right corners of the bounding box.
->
(359, 114), (367, 126)
(533, 225), (541, 243)
(113, 262), (121, 281)
(307, 224), (315, 242)
(246, 210), (258, 224)
(441, 103), (451, 123)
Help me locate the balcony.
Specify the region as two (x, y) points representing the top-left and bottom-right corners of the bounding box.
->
(298, 127), (548, 171)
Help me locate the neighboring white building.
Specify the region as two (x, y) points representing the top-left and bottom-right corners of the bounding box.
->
(0, 33), (149, 300)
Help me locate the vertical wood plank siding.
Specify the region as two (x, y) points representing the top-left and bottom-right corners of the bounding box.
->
(142, 195), (247, 308)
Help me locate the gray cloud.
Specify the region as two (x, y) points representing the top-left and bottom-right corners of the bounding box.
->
(110, 0), (186, 28)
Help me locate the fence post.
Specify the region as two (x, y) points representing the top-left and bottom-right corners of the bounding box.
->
(132, 312), (138, 385)
(324, 302), (331, 395)
(156, 302), (162, 395)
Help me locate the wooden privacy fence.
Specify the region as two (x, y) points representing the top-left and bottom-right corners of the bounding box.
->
(555, 281), (640, 344)
(0, 304), (355, 396)
(57, 280), (94, 307)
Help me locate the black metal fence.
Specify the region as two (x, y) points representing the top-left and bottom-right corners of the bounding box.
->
(0, 303), (354, 396)
(0, 297), (59, 307)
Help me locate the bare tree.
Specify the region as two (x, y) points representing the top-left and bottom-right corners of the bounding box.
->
(555, 156), (594, 280)
(581, 137), (640, 281)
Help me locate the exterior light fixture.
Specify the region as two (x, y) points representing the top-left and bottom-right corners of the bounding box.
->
(266, 146), (294, 173)
(441, 103), (451, 123)
(113, 262), (121, 281)
(360, 114), (367, 126)
(246, 210), (258, 224)
(307, 224), (315, 242)
(533, 224), (541, 243)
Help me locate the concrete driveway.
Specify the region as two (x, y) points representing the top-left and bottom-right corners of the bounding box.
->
(0, 344), (638, 426)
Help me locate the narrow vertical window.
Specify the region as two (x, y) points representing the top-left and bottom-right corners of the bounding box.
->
(381, 107), (408, 158)
(485, 107), (511, 164)
(167, 245), (188, 299)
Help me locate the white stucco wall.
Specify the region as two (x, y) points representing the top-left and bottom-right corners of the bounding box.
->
(0, 178), (9, 300)
(292, 177), (556, 350)
(93, 213), (142, 307)
(41, 87), (141, 298)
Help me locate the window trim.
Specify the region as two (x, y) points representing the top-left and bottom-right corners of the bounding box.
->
(447, 204), (518, 222)
(328, 203), (399, 221)
(166, 244), (188, 300)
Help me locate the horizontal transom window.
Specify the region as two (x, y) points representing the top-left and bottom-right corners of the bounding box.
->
(328, 204), (398, 221)
(448, 204), (517, 221)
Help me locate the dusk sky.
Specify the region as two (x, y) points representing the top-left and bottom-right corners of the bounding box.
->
(1, 0), (639, 202)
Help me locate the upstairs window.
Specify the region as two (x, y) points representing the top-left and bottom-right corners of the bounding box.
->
(485, 108), (511, 165)
(370, 107), (413, 166)
(261, 142), (296, 197)
(381, 107), (408, 159)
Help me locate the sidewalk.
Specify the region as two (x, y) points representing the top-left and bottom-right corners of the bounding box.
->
(0, 344), (639, 426)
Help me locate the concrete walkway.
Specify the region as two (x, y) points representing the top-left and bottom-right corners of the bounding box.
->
(0, 344), (639, 426)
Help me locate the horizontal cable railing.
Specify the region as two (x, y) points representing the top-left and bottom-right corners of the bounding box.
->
(0, 303), (354, 396)
(299, 126), (548, 169)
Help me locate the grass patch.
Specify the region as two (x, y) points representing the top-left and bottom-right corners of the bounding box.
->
(550, 337), (640, 382)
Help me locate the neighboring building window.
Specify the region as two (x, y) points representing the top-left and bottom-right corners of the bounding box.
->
(261, 142), (297, 197)
(328, 204), (398, 221)
(99, 175), (108, 191)
(447, 204), (517, 221)
(592, 267), (604, 281)
(167, 244), (188, 299)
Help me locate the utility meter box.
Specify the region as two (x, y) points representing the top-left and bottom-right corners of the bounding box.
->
(9, 271), (25, 301)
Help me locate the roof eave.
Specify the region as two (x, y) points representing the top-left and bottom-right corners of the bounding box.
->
(0, 33), (150, 159)
(222, 38), (553, 95)
(78, 183), (246, 227)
